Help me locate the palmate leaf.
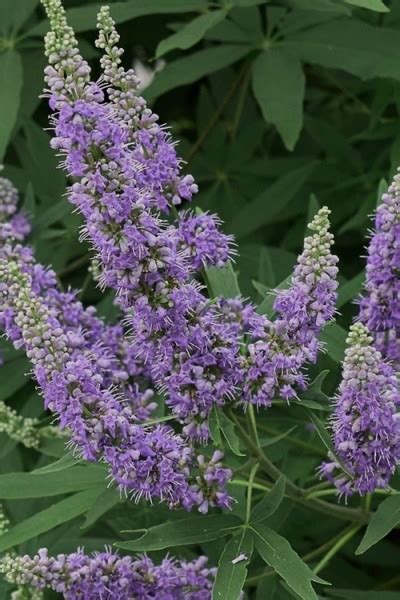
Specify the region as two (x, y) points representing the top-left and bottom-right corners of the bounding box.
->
(116, 514), (242, 552)
(0, 487), (104, 553)
(145, 44), (250, 101)
(285, 19), (400, 81)
(156, 9), (228, 58)
(252, 523), (327, 600)
(229, 162), (316, 239)
(356, 494), (400, 555)
(27, 0), (209, 36)
(212, 530), (253, 600)
(252, 48), (305, 151)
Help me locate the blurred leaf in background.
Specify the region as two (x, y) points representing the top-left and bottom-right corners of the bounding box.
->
(2, 0), (400, 598)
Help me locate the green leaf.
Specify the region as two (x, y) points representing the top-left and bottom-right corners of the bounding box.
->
(344, 0), (389, 11)
(299, 370), (330, 407)
(305, 410), (335, 455)
(250, 476), (286, 524)
(229, 163), (316, 238)
(209, 407), (223, 447)
(286, 20), (400, 81)
(356, 494), (400, 555)
(252, 48), (305, 150)
(27, 0), (208, 36)
(306, 194), (320, 232)
(145, 45), (250, 101)
(16, 121), (65, 205)
(156, 9), (228, 58)
(81, 487), (121, 529)
(252, 524), (326, 600)
(32, 453), (82, 475)
(0, 0), (38, 35)
(33, 199), (71, 230)
(320, 322), (347, 364)
(0, 487), (103, 553)
(337, 272), (365, 308)
(206, 262), (241, 299)
(260, 426), (298, 448)
(0, 356), (30, 401)
(377, 178), (388, 205)
(332, 588), (400, 600)
(116, 514), (242, 552)
(212, 530), (253, 600)
(0, 50), (22, 161)
(0, 467), (106, 498)
(209, 408), (244, 456)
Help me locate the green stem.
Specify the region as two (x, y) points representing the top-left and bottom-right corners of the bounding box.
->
(313, 525), (361, 576)
(231, 410), (368, 523)
(141, 415), (176, 427)
(231, 479), (272, 494)
(245, 463), (259, 524)
(306, 488), (337, 499)
(247, 405), (261, 450)
(240, 418), (325, 457)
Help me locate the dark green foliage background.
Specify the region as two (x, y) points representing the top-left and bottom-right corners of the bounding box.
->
(1, 0), (400, 598)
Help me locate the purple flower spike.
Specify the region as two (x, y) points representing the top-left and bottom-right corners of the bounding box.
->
(320, 322), (400, 497)
(243, 207), (339, 407)
(176, 211), (235, 271)
(0, 548), (215, 599)
(359, 173), (400, 365)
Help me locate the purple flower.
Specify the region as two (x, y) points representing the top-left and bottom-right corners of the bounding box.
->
(359, 174), (400, 365)
(320, 322), (400, 496)
(242, 207), (339, 407)
(176, 211), (235, 271)
(0, 248), (232, 511)
(0, 177), (30, 241)
(0, 548), (215, 599)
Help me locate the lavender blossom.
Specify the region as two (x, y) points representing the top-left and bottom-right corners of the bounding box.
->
(0, 176), (30, 241)
(0, 249), (231, 510)
(0, 548), (214, 599)
(243, 207), (339, 407)
(359, 172), (400, 365)
(96, 5), (198, 213)
(320, 322), (400, 496)
(176, 211), (235, 271)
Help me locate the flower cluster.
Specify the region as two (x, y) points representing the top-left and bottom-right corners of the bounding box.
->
(0, 248), (232, 511)
(0, 176), (30, 242)
(359, 171), (400, 366)
(0, 548), (214, 600)
(176, 211), (235, 271)
(242, 207), (339, 407)
(39, 0), (341, 445)
(0, 399), (64, 449)
(320, 322), (400, 496)
(0, 506), (44, 600)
